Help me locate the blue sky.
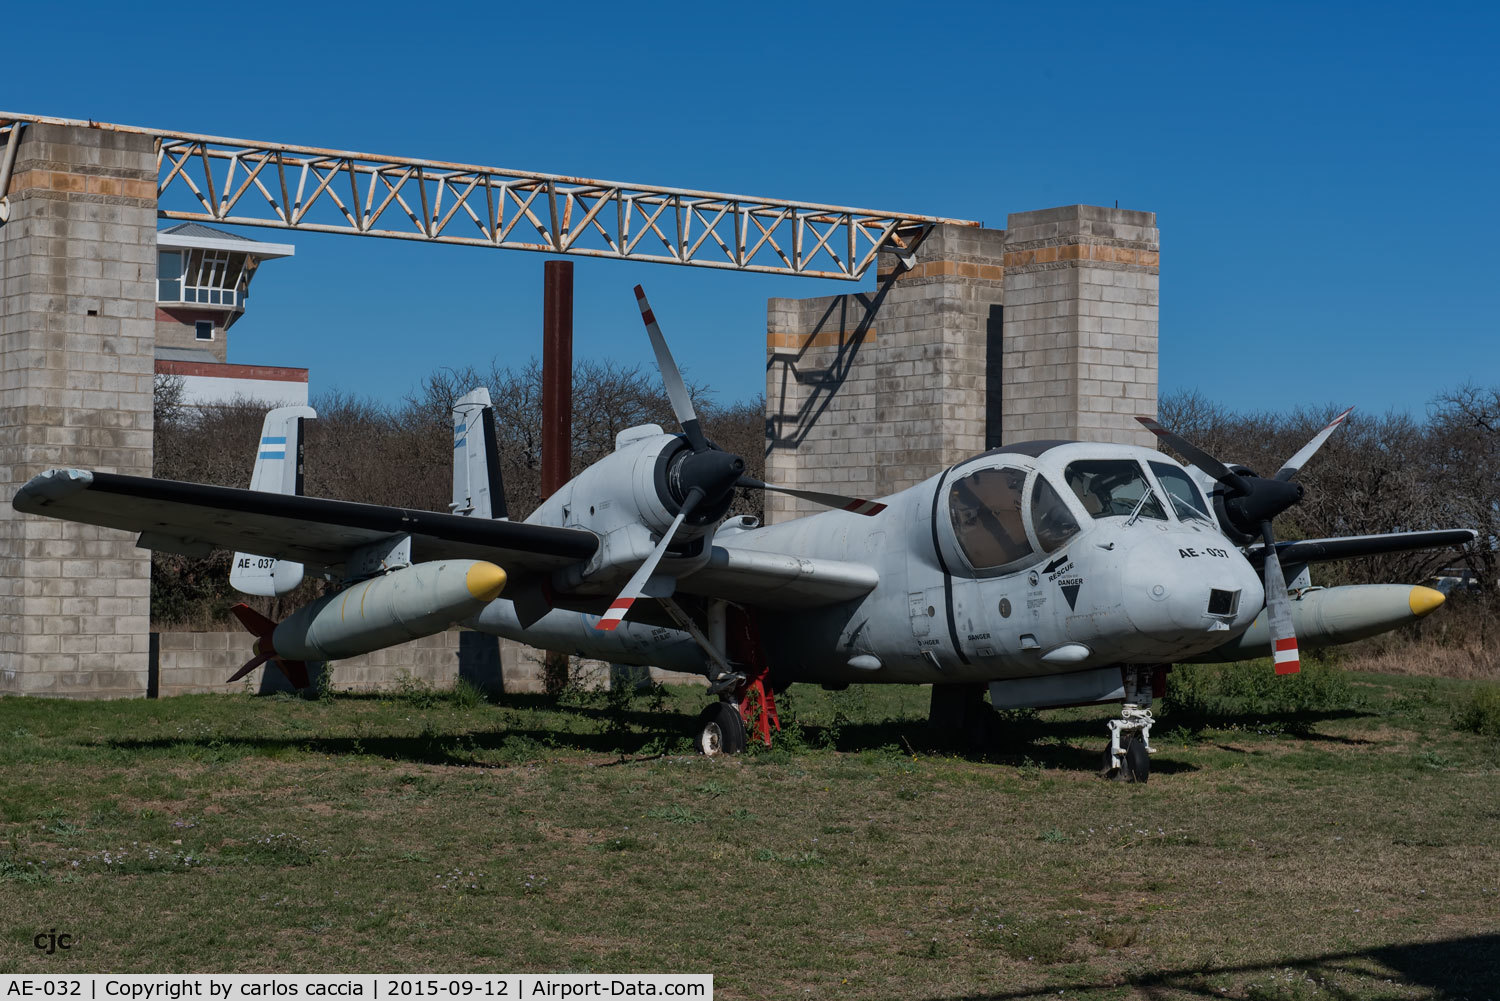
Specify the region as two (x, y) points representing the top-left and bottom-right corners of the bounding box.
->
(6, 1), (1497, 419)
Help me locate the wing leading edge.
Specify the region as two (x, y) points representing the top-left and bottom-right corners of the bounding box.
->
(1247, 529), (1478, 568)
(15, 469), (877, 611)
(13, 468), (597, 574)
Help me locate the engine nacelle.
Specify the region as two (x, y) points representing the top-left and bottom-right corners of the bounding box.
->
(530, 427), (735, 591)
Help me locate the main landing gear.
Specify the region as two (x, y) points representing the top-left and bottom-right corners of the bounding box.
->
(1101, 665), (1164, 783)
(690, 603), (781, 756)
(695, 701), (745, 756)
(692, 667), (780, 757)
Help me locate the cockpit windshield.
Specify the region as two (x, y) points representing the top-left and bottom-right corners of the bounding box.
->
(1029, 475), (1081, 553)
(1149, 461), (1213, 522)
(1063, 460), (1167, 521)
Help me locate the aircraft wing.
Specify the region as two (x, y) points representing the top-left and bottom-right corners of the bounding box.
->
(1246, 529), (1478, 568)
(12, 468), (597, 574)
(677, 545), (880, 608)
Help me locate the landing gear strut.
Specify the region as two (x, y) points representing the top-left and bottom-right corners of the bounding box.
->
(691, 605), (779, 756)
(1101, 665), (1163, 782)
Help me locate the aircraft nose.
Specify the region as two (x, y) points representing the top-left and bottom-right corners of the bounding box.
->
(1121, 535), (1264, 640)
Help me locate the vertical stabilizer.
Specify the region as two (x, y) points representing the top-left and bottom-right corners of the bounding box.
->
(452, 387), (508, 519)
(230, 405), (316, 596)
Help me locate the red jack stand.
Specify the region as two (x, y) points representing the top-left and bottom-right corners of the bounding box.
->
(737, 666), (780, 747)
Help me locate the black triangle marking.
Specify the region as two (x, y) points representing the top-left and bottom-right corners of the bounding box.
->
(1060, 583), (1081, 611)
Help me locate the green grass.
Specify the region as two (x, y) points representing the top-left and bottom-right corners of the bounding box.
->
(0, 668), (1496, 1000)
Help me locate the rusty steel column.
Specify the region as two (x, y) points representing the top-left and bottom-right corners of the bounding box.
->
(541, 260), (574, 500)
(540, 260), (574, 697)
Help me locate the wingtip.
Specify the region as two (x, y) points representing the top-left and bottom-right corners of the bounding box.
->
(13, 468), (94, 511)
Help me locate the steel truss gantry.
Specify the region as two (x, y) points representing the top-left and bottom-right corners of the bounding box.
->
(0, 113), (976, 280)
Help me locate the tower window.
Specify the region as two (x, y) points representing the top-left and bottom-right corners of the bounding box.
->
(157, 250), (183, 301)
(195, 321), (214, 341)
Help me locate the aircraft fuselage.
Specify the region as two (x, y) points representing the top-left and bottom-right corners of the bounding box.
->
(471, 439), (1267, 687)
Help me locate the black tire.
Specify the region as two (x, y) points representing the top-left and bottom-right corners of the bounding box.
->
(696, 702), (746, 756)
(1100, 743), (1123, 781)
(1124, 734), (1150, 784)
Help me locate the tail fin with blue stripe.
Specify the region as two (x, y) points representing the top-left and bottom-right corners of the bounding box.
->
(230, 405), (316, 596)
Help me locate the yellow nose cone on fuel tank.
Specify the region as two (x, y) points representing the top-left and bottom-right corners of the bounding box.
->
(1408, 585), (1446, 618)
(465, 561), (508, 602)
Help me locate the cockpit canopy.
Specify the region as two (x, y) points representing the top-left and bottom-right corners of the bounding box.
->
(947, 465), (1080, 573)
(943, 446), (1213, 576)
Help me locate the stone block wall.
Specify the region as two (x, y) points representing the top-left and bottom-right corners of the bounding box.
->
(0, 123), (158, 697)
(1001, 205), (1159, 445)
(155, 628), (706, 697)
(764, 206), (1158, 519)
(764, 224), (1006, 523)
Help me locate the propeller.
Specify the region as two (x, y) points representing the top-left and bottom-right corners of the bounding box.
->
(597, 487), (703, 631)
(227, 603), (310, 688)
(596, 288), (887, 632)
(1136, 407), (1355, 675)
(632, 285), (884, 513)
(737, 476), (886, 516)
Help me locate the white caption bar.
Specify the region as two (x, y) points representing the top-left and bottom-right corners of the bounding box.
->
(0, 976), (712, 1001)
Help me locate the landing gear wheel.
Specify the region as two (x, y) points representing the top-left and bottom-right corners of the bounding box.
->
(1101, 743), (1125, 782)
(695, 701), (746, 756)
(1124, 733), (1150, 784)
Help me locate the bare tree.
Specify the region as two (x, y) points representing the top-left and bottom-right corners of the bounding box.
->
(1154, 390), (1477, 585)
(1427, 384), (1500, 592)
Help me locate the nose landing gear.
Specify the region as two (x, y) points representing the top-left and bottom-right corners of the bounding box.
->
(1101, 665), (1163, 782)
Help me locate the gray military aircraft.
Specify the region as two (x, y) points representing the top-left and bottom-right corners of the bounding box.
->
(13, 287), (1477, 781)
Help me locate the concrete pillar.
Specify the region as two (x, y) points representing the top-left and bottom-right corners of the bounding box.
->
(1001, 205), (1159, 446)
(764, 223), (1006, 523)
(762, 206), (1159, 524)
(0, 123), (157, 697)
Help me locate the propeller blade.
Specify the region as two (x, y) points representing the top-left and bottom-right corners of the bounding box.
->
(1274, 406), (1354, 482)
(1260, 522), (1300, 675)
(1135, 416), (1251, 496)
(633, 285), (708, 453)
(596, 487), (703, 631)
(737, 476), (887, 516)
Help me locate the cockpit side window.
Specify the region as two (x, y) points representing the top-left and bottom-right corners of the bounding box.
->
(1029, 475), (1081, 553)
(1149, 461), (1213, 522)
(947, 466), (1036, 570)
(1063, 460), (1167, 521)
